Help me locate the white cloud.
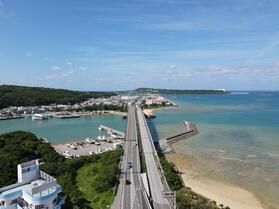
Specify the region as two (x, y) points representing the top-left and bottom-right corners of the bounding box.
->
(51, 66), (61, 71)
(61, 70), (75, 77)
(168, 64), (177, 69)
(79, 66), (88, 71)
(44, 57), (56, 62)
(66, 62), (72, 66)
(25, 52), (33, 57)
(41, 69), (76, 82)
(0, 2), (16, 19)
(161, 63), (279, 81)
(251, 38), (279, 60)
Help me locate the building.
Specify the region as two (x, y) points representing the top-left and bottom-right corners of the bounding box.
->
(0, 160), (64, 209)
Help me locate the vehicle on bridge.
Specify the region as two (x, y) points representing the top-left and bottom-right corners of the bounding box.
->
(127, 160), (133, 169)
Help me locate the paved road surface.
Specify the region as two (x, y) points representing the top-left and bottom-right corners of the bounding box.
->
(112, 106), (151, 209)
(112, 105), (174, 209)
(136, 106), (172, 209)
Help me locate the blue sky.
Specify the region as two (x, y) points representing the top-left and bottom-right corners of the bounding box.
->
(1, 0), (279, 91)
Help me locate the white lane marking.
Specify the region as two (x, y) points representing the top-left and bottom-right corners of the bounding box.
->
(130, 182), (136, 208)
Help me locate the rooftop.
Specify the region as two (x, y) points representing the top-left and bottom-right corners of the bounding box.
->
(0, 162), (59, 199)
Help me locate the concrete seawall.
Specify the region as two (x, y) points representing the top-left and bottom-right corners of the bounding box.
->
(159, 121), (199, 153)
(99, 125), (125, 138)
(167, 121), (199, 144)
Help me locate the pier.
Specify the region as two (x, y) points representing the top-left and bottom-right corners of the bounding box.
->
(99, 125), (125, 138)
(106, 110), (127, 117)
(53, 114), (80, 119)
(159, 121), (199, 153)
(0, 116), (25, 120)
(166, 121), (199, 144)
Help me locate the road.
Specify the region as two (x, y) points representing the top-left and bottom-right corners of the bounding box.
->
(112, 106), (151, 209)
(112, 105), (174, 209)
(136, 106), (172, 209)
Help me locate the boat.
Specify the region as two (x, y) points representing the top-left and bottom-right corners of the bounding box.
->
(70, 144), (77, 150)
(32, 114), (48, 120)
(111, 134), (117, 139)
(85, 137), (92, 144)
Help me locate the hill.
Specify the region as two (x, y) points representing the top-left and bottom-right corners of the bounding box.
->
(120, 88), (229, 95)
(0, 85), (116, 109)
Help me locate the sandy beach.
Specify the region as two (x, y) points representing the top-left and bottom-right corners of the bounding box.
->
(143, 108), (155, 116)
(166, 153), (267, 209)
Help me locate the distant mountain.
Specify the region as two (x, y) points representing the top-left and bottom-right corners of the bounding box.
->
(0, 85), (115, 109)
(118, 87), (229, 95)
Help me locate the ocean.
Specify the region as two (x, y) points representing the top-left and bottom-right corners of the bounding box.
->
(154, 92), (279, 208)
(0, 92), (278, 207)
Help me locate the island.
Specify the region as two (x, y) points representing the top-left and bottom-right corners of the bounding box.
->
(119, 87), (229, 95)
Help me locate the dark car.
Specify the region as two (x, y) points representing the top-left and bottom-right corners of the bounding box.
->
(127, 161), (133, 169)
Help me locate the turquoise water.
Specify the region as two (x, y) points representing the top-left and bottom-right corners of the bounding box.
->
(154, 92), (279, 208)
(0, 115), (125, 143)
(0, 93), (278, 207)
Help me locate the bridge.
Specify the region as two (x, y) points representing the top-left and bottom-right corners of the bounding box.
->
(112, 105), (175, 209)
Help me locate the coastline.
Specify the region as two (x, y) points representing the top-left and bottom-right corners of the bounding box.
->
(144, 104), (176, 115)
(166, 152), (267, 209)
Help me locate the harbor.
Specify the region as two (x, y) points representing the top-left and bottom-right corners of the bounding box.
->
(0, 114), (125, 144)
(53, 125), (125, 158)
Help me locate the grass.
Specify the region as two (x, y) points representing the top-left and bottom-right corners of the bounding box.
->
(75, 149), (122, 209)
(76, 163), (115, 209)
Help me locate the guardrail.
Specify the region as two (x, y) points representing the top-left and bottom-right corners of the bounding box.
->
(137, 106), (176, 209)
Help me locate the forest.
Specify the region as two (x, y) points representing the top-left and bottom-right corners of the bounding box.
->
(0, 131), (121, 209)
(0, 85), (115, 109)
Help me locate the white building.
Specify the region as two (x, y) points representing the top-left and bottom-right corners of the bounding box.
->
(145, 99), (153, 105)
(0, 160), (64, 209)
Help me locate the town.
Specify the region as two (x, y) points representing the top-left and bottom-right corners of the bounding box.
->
(0, 95), (174, 120)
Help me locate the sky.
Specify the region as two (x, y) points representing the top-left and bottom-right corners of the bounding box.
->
(1, 0), (279, 91)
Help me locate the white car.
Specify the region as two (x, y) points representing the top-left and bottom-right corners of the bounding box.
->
(70, 144), (77, 150)
(63, 151), (72, 158)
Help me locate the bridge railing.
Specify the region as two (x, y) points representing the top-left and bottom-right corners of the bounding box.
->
(137, 106), (176, 209)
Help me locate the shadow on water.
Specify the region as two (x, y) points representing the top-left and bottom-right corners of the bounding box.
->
(146, 118), (163, 152)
